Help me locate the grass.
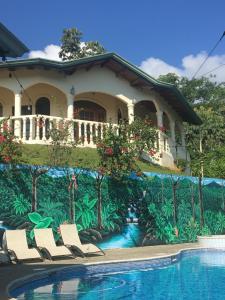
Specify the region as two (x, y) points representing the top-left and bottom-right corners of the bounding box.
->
(21, 144), (181, 175)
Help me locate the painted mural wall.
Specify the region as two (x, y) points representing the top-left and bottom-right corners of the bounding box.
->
(0, 164), (225, 249)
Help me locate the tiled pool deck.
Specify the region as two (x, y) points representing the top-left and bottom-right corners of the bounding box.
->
(1, 243), (199, 300)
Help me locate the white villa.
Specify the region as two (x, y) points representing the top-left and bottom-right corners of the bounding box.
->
(0, 24), (201, 169)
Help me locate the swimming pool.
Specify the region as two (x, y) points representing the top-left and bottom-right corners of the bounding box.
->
(11, 249), (225, 300)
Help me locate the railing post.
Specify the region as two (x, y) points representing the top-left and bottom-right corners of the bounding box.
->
(22, 117), (27, 141)
(29, 116), (34, 141)
(14, 93), (22, 139)
(35, 116), (40, 141)
(42, 118), (46, 141)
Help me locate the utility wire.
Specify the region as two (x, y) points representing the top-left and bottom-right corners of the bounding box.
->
(192, 31), (225, 79)
(200, 63), (225, 77)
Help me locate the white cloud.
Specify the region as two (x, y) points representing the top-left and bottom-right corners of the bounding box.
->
(28, 44), (62, 61)
(140, 52), (225, 82)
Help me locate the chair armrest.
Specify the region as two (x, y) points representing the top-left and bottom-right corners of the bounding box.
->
(7, 249), (19, 263)
(64, 244), (84, 258)
(35, 246), (52, 260)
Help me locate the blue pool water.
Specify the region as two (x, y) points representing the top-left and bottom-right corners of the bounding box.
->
(11, 249), (225, 300)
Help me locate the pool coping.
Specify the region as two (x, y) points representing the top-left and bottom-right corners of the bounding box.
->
(7, 245), (205, 299)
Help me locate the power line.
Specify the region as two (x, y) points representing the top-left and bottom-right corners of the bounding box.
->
(200, 63), (225, 77)
(192, 31), (225, 79)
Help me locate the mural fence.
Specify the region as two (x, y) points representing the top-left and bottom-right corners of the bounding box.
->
(0, 164), (225, 249)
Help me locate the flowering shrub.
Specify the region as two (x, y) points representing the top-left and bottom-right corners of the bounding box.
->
(0, 119), (22, 164)
(96, 118), (158, 179)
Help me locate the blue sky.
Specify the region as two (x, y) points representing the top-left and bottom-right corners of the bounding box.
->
(1, 0), (225, 80)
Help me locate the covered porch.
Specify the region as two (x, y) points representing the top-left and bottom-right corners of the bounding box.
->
(0, 85), (187, 168)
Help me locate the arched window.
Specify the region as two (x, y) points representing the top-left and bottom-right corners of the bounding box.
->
(74, 100), (106, 122)
(0, 103), (3, 117)
(35, 97), (50, 115)
(134, 101), (157, 126)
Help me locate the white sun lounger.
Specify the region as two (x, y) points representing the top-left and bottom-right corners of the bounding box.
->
(34, 228), (75, 260)
(60, 224), (105, 257)
(4, 229), (42, 262)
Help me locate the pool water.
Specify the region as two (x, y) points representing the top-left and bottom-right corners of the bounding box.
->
(12, 250), (225, 300)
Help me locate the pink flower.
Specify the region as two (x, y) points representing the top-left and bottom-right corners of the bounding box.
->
(105, 147), (113, 156)
(0, 134), (6, 143)
(159, 126), (166, 133)
(3, 156), (11, 163)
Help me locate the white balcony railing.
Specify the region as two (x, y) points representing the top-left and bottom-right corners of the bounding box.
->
(0, 115), (108, 148)
(0, 115), (187, 166)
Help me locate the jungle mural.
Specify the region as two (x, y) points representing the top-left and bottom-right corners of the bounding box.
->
(1, 164), (225, 249)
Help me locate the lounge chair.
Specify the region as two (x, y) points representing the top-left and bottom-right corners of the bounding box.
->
(34, 228), (75, 260)
(3, 229), (42, 263)
(60, 224), (105, 257)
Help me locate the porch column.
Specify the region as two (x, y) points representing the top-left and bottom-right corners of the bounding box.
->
(181, 127), (186, 147)
(67, 94), (74, 119)
(170, 120), (176, 155)
(157, 110), (164, 153)
(67, 94), (75, 142)
(127, 103), (134, 124)
(14, 92), (22, 138)
(156, 110), (163, 128)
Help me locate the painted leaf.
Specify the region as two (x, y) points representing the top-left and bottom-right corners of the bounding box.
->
(40, 217), (53, 228)
(33, 217), (53, 229)
(89, 198), (97, 209)
(77, 224), (83, 231)
(28, 212), (43, 224)
(83, 194), (89, 205)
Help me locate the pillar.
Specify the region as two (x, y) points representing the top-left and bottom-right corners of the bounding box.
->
(67, 94), (74, 119)
(156, 110), (164, 153)
(67, 94), (75, 142)
(127, 103), (134, 124)
(14, 92), (22, 138)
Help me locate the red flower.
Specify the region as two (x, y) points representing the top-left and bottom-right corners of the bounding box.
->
(3, 156), (11, 163)
(148, 149), (156, 156)
(159, 126), (166, 133)
(105, 147), (113, 156)
(0, 134), (6, 143)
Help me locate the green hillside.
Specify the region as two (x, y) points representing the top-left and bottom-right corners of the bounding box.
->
(21, 144), (180, 175)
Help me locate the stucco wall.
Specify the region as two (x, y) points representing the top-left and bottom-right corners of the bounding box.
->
(0, 66), (183, 128)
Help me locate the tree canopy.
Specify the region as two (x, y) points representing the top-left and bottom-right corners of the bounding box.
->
(159, 73), (225, 178)
(59, 28), (106, 61)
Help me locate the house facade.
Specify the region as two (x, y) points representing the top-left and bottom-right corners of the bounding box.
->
(0, 53), (201, 169)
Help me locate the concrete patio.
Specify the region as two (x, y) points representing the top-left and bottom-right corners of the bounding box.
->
(0, 243), (199, 300)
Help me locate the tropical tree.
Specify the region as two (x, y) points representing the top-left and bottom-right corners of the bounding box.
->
(95, 118), (158, 228)
(48, 120), (79, 223)
(59, 28), (106, 61)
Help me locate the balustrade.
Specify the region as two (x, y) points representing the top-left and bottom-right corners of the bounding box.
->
(0, 115), (180, 160)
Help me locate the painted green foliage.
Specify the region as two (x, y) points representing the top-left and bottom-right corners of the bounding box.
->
(1, 166), (225, 246)
(28, 212), (53, 239)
